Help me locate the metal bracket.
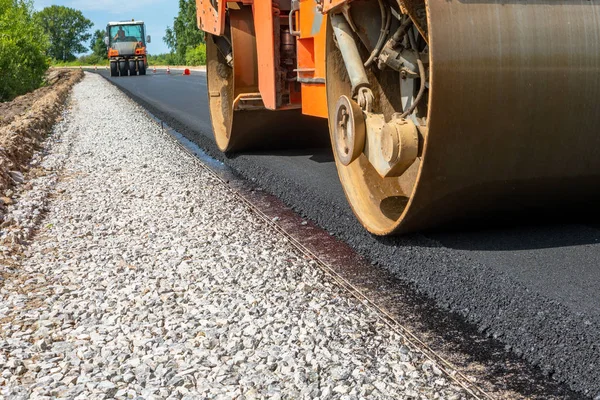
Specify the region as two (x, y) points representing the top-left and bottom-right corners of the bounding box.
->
(289, 0), (301, 36)
(233, 93), (265, 111)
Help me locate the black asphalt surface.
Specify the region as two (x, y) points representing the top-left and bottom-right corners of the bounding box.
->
(97, 70), (600, 398)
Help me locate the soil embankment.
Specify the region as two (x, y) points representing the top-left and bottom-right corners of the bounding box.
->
(0, 69), (82, 211)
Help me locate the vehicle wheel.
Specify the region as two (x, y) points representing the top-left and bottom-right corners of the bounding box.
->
(118, 61), (127, 77)
(110, 62), (118, 77)
(138, 60), (146, 75)
(205, 7), (326, 152)
(325, 0), (600, 235)
(129, 60), (137, 76)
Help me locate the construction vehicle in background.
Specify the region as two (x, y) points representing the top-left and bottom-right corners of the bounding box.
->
(197, 0), (600, 235)
(105, 20), (151, 77)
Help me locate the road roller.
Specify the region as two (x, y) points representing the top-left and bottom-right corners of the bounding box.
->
(197, 0), (600, 235)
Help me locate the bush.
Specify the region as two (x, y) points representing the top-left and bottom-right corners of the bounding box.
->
(185, 43), (206, 66)
(50, 54), (109, 67)
(0, 0), (49, 101)
(147, 52), (179, 66)
(78, 54), (107, 66)
(50, 60), (83, 67)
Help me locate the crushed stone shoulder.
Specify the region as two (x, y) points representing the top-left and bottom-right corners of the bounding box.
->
(0, 73), (469, 400)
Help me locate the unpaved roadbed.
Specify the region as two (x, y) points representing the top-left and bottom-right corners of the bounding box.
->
(0, 73), (468, 399)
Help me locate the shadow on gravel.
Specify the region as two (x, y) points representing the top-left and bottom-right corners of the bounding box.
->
(229, 148), (335, 163)
(230, 148), (335, 164)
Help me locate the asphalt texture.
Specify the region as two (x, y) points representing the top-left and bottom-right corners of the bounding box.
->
(96, 70), (600, 398)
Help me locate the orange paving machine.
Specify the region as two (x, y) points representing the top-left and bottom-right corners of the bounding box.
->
(197, 0), (600, 235)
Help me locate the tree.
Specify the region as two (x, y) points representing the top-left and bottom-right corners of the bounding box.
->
(164, 0), (204, 64)
(90, 29), (107, 59)
(185, 43), (206, 66)
(147, 52), (178, 66)
(35, 5), (92, 61)
(0, 0), (49, 101)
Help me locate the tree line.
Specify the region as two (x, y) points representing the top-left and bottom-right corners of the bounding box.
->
(1, 0), (48, 101)
(1, 0), (207, 101)
(0, 1), (96, 101)
(163, 0), (206, 66)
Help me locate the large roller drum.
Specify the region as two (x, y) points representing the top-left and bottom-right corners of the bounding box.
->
(328, 0), (600, 235)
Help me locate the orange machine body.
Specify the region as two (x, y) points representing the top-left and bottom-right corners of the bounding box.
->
(296, 0), (328, 118)
(197, 0), (332, 118)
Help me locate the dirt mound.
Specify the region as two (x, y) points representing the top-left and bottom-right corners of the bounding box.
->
(0, 69), (83, 206)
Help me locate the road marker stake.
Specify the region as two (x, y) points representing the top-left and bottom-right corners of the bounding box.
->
(153, 66), (156, 74)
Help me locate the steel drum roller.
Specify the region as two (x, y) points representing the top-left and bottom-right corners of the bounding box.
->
(328, 0), (600, 234)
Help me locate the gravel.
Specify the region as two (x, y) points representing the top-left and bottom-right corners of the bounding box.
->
(0, 73), (469, 399)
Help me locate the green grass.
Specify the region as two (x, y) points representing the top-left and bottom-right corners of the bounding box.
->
(51, 57), (109, 67)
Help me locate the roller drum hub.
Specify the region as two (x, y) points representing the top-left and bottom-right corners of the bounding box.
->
(334, 95), (365, 166)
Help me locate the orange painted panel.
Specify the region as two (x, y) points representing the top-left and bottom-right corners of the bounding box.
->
(196, 0), (227, 35)
(301, 83), (328, 118)
(230, 9), (259, 94)
(252, 1), (277, 110)
(312, 15), (327, 79)
(297, 0), (328, 118)
(297, 38), (315, 70)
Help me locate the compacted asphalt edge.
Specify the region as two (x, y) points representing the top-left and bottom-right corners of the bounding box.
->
(97, 71), (600, 398)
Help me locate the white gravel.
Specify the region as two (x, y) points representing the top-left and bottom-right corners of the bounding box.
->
(0, 73), (469, 400)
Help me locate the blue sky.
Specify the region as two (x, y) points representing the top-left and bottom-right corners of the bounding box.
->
(34, 0), (178, 54)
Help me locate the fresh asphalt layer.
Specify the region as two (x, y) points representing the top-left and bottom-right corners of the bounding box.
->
(94, 70), (600, 398)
